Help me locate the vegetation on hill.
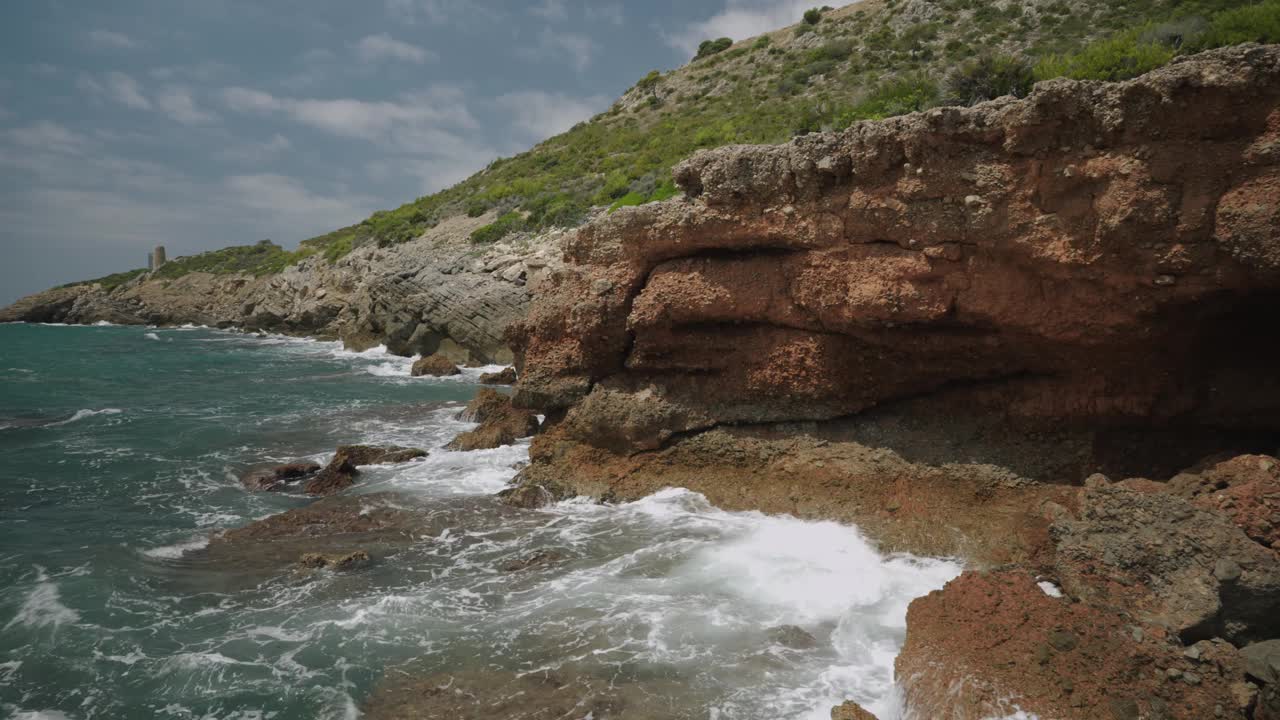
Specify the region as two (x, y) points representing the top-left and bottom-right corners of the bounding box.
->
(286, 0), (1277, 266)
(70, 0), (1280, 284)
(60, 268), (147, 291)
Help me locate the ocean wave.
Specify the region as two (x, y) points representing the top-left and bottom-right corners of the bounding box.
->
(144, 332), (161, 341)
(3, 567), (80, 631)
(141, 537), (210, 559)
(47, 408), (123, 427)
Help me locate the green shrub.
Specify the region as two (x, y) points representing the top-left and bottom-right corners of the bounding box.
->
(695, 37), (734, 60)
(608, 191), (647, 213)
(754, 36), (772, 49)
(836, 72), (941, 125)
(810, 38), (855, 61)
(470, 211), (525, 244)
(636, 70), (663, 91)
(61, 268), (147, 291)
(1034, 29), (1175, 81)
(794, 25), (814, 37)
(323, 234), (354, 263)
(1192, 0), (1280, 49)
(465, 198), (489, 217)
(945, 54), (1034, 104)
(804, 8), (823, 25)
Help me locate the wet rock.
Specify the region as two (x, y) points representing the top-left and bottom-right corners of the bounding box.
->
(479, 366), (518, 385)
(498, 483), (555, 509)
(362, 669), (675, 720)
(299, 550), (370, 571)
(447, 390), (539, 451)
(897, 570), (1249, 720)
(240, 461), (321, 492)
(332, 444), (427, 467)
(830, 701), (877, 720)
(411, 353), (461, 377)
(499, 550), (565, 573)
(1051, 484), (1280, 645)
(302, 462), (358, 496)
(767, 624), (819, 649)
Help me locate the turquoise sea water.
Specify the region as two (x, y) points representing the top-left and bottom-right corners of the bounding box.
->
(0, 323), (960, 720)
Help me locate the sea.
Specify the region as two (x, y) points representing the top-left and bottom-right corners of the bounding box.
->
(0, 322), (961, 719)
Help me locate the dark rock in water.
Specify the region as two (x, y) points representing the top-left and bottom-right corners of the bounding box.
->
(479, 367), (518, 385)
(240, 461), (321, 492)
(298, 550), (370, 571)
(333, 444), (427, 467)
(498, 483), (554, 510)
(447, 389), (538, 451)
(303, 462), (358, 496)
(362, 668), (682, 720)
(301, 445), (427, 496)
(411, 353), (461, 377)
(499, 550), (565, 573)
(766, 624), (819, 650)
(830, 701), (877, 720)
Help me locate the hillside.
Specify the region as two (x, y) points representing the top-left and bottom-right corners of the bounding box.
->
(53, 0), (1280, 288)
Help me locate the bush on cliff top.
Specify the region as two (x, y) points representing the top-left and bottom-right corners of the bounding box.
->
(470, 211), (526, 244)
(153, 240), (311, 280)
(60, 268), (146, 291)
(284, 0), (1277, 270)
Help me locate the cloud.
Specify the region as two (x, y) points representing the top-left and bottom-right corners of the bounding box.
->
(155, 87), (217, 124)
(664, 0), (811, 56)
(220, 86), (476, 142)
(224, 174), (370, 221)
(354, 33), (436, 64)
(79, 71), (152, 110)
(494, 91), (610, 143)
(523, 28), (596, 73)
(217, 133), (292, 164)
(529, 0), (567, 21)
(7, 122), (90, 155)
(87, 29), (138, 49)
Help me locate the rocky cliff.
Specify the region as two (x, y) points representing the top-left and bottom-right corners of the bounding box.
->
(506, 45), (1280, 718)
(0, 213), (563, 364)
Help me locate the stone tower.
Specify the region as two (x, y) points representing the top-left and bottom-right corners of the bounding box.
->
(151, 246), (166, 270)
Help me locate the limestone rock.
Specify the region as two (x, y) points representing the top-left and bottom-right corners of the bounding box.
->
(240, 461), (321, 492)
(298, 550), (370, 571)
(332, 444), (427, 467)
(830, 701), (877, 720)
(479, 366), (518, 385)
(411, 354), (461, 377)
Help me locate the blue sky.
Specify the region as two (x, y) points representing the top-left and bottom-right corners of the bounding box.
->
(0, 0), (819, 304)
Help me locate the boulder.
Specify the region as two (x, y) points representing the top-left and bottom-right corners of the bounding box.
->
(447, 390), (539, 451)
(332, 444), (427, 467)
(767, 624), (819, 649)
(302, 462), (358, 496)
(830, 702), (877, 720)
(240, 461), (321, 492)
(479, 366), (518, 385)
(298, 550), (370, 571)
(499, 550), (566, 573)
(411, 353), (461, 377)
(1244, 639), (1280, 685)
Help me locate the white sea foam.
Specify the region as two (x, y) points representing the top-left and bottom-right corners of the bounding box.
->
(144, 332), (161, 341)
(93, 320), (114, 326)
(142, 537), (210, 559)
(48, 408), (123, 427)
(4, 567), (80, 631)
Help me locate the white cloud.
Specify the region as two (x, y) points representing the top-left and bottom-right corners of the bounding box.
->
(523, 28), (596, 73)
(225, 174), (369, 220)
(217, 133), (292, 164)
(494, 91), (610, 142)
(87, 29), (138, 49)
(156, 87), (217, 124)
(220, 86), (476, 142)
(79, 72), (152, 110)
(664, 0), (812, 56)
(354, 33), (435, 64)
(529, 0), (567, 21)
(7, 122), (90, 154)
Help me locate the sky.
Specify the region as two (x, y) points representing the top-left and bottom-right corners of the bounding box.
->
(0, 0), (821, 305)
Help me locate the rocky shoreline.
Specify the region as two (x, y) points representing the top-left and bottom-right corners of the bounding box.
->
(7, 44), (1280, 719)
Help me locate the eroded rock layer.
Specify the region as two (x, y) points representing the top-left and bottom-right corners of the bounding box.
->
(511, 44), (1280, 479)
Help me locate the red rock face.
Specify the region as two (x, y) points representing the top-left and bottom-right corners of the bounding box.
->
(511, 45), (1280, 476)
(896, 570), (1253, 720)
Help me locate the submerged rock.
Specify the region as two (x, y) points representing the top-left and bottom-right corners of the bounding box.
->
(240, 461), (321, 492)
(766, 624), (819, 650)
(479, 366), (518, 385)
(302, 444), (427, 496)
(298, 550), (370, 571)
(499, 549), (565, 573)
(411, 354), (461, 377)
